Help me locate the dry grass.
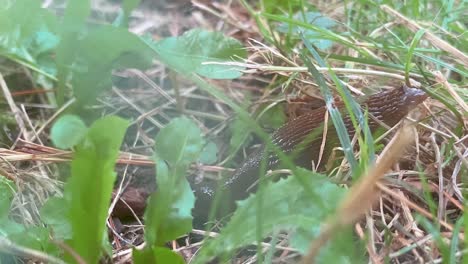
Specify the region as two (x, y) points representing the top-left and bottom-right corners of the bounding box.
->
(0, 0), (466, 263)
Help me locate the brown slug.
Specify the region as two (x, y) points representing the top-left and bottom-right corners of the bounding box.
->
(191, 85), (428, 220)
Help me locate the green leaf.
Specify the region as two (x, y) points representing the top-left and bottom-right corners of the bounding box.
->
(257, 103), (287, 129)
(277, 12), (337, 50)
(0, 0), (59, 76)
(199, 141), (218, 164)
(113, 0), (141, 27)
(72, 25), (154, 105)
(291, 226), (365, 263)
(263, 0), (302, 14)
(229, 116), (253, 151)
(55, 0), (90, 105)
(40, 196), (72, 240)
(133, 246), (185, 264)
(154, 117), (205, 167)
(65, 116), (129, 264)
(0, 177), (15, 220)
(144, 159), (195, 245)
(194, 169), (348, 262)
(7, 226), (59, 256)
(148, 28), (247, 79)
(50, 114), (87, 149)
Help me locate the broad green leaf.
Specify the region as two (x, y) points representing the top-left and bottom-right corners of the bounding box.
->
(0, 0), (58, 80)
(55, 0), (90, 105)
(72, 25), (154, 105)
(194, 169), (348, 262)
(199, 141), (218, 165)
(0, 177), (15, 220)
(154, 117), (205, 166)
(133, 246), (185, 264)
(291, 225), (365, 263)
(144, 159), (195, 245)
(7, 226), (59, 256)
(50, 114), (87, 149)
(277, 12), (337, 50)
(66, 116), (129, 264)
(149, 28), (247, 79)
(40, 196), (72, 240)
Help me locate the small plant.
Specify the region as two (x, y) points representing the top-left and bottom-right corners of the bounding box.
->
(0, 0), (466, 263)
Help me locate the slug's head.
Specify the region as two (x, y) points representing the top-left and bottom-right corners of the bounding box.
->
(367, 84), (428, 127)
(401, 85), (428, 109)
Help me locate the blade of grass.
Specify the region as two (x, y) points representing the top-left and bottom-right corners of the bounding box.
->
(405, 29), (426, 85)
(300, 40), (360, 176)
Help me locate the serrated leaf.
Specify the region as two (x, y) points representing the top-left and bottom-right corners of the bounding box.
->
(148, 28), (247, 79)
(194, 169), (348, 262)
(291, 226), (365, 263)
(154, 117), (205, 167)
(50, 114), (87, 149)
(199, 141), (218, 164)
(66, 116), (129, 264)
(144, 158), (195, 245)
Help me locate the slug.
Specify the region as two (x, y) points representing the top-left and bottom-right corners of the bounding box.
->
(191, 85), (428, 220)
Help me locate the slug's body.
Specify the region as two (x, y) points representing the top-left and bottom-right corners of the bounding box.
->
(192, 85), (427, 219)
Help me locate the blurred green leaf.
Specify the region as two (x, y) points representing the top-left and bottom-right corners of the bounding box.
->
(263, 0), (302, 14)
(199, 141), (218, 164)
(144, 172), (195, 245)
(55, 0), (90, 105)
(0, 177), (15, 220)
(72, 25), (154, 105)
(145, 117), (203, 246)
(133, 246), (185, 264)
(229, 116), (253, 151)
(50, 114), (88, 149)
(194, 169), (349, 262)
(115, 0), (142, 27)
(66, 116), (129, 263)
(0, 0), (58, 75)
(277, 12), (337, 50)
(154, 116), (205, 167)
(148, 28), (247, 79)
(257, 103), (287, 129)
(7, 226), (59, 256)
(40, 196), (72, 240)
(291, 225), (365, 263)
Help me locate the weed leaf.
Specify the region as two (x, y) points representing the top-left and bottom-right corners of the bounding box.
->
(199, 141), (218, 165)
(133, 246), (185, 264)
(66, 116), (129, 263)
(0, 177), (15, 220)
(50, 114), (88, 149)
(73, 26), (154, 105)
(154, 116), (205, 167)
(277, 12), (337, 50)
(149, 29), (246, 79)
(194, 169), (349, 262)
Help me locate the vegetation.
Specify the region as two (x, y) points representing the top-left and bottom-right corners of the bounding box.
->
(0, 0), (466, 263)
